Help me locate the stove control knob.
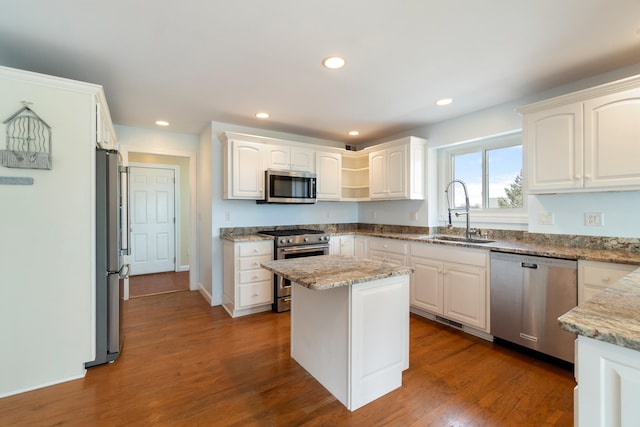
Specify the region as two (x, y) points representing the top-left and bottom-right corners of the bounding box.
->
(280, 238), (286, 244)
(304, 237), (309, 242)
(288, 238), (294, 243)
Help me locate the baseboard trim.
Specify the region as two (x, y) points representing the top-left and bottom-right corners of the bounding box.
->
(177, 265), (190, 272)
(198, 282), (213, 305)
(0, 369), (86, 399)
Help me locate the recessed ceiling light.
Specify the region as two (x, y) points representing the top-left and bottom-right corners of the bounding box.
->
(323, 56), (346, 69)
(255, 112), (270, 119)
(435, 98), (453, 106)
(348, 130), (360, 136)
(155, 120), (170, 126)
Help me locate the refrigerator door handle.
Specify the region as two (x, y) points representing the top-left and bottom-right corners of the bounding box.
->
(119, 166), (131, 256)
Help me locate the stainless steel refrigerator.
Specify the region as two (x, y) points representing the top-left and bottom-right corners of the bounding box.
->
(86, 148), (130, 367)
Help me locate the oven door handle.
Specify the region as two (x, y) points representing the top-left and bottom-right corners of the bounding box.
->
(279, 244), (329, 254)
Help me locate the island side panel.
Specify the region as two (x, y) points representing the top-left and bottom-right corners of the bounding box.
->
(350, 274), (410, 411)
(291, 282), (349, 407)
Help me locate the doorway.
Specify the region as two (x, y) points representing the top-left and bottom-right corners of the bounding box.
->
(124, 152), (195, 298)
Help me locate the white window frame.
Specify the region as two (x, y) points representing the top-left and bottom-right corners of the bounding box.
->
(437, 130), (527, 227)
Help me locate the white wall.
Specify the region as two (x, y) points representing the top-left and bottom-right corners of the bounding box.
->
(0, 68), (97, 397)
(201, 121), (359, 305)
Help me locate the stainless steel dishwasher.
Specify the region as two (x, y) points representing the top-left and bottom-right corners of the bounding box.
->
(490, 252), (577, 363)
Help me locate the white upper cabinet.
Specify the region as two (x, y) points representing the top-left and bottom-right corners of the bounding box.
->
(523, 103), (583, 192)
(369, 136), (426, 200)
(584, 87), (640, 189)
(95, 100), (117, 149)
(519, 75), (640, 194)
(220, 132), (427, 201)
(316, 150), (342, 200)
(267, 144), (315, 172)
(221, 135), (265, 200)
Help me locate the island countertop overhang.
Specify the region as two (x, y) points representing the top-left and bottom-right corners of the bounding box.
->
(261, 255), (413, 291)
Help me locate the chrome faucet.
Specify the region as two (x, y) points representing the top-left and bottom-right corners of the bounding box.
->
(445, 179), (472, 239)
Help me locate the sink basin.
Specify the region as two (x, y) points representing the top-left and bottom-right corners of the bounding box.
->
(431, 235), (495, 244)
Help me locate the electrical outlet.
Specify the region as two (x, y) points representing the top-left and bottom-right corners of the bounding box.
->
(372, 211), (377, 220)
(225, 211), (231, 221)
(584, 212), (604, 226)
(410, 211), (418, 221)
(326, 211), (331, 219)
(537, 211), (554, 225)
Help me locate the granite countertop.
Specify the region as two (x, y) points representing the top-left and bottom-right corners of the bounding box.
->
(261, 255), (413, 291)
(333, 230), (640, 265)
(221, 230), (640, 265)
(559, 268), (640, 351)
(220, 234), (274, 242)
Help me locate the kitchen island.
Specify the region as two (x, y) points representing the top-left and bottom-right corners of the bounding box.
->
(261, 255), (413, 411)
(559, 267), (640, 426)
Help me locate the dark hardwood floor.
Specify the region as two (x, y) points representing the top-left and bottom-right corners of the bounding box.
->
(0, 291), (575, 426)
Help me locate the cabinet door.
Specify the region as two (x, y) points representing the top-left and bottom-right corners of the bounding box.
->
(584, 87), (640, 189)
(386, 145), (407, 198)
(290, 147), (315, 172)
(525, 103), (583, 193)
(443, 263), (487, 330)
(266, 145), (290, 170)
(354, 236), (368, 258)
(338, 236), (355, 256)
(316, 151), (342, 200)
(410, 258), (443, 315)
(369, 150), (387, 199)
(232, 141), (264, 199)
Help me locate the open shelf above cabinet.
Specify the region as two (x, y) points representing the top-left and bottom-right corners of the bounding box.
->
(342, 154), (369, 201)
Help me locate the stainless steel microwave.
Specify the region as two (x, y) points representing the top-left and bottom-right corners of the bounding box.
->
(260, 169), (317, 204)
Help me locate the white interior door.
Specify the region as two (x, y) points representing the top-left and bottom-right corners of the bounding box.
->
(129, 166), (176, 276)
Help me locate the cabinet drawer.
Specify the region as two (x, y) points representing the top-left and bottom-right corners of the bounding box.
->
(368, 238), (407, 254)
(581, 263), (635, 287)
(410, 243), (487, 267)
(239, 268), (272, 284)
(238, 281), (273, 308)
(238, 241), (273, 257)
(238, 255), (272, 271)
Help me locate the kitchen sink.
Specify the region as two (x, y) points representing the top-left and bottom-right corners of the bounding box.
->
(431, 235), (495, 244)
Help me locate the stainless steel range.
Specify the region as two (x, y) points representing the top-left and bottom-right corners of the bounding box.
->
(259, 229), (330, 312)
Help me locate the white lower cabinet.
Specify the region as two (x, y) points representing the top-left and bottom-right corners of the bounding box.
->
(368, 237), (408, 266)
(410, 243), (489, 333)
(330, 235), (355, 256)
(578, 260), (636, 304)
(222, 239), (274, 317)
(354, 236), (368, 258)
(575, 335), (640, 427)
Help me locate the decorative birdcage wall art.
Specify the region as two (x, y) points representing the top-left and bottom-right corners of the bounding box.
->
(1, 102), (52, 170)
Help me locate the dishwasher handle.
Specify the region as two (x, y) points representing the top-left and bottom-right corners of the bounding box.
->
(521, 262), (538, 269)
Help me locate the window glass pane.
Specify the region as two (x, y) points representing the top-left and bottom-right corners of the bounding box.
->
(487, 145), (522, 208)
(452, 151), (482, 208)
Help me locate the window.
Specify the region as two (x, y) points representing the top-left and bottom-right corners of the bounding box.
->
(440, 132), (524, 224)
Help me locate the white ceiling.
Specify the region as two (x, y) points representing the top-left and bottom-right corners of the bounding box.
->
(1, 1), (639, 143)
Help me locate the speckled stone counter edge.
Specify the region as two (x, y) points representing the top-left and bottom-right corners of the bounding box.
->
(261, 255), (413, 291)
(559, 268), (640, 351)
